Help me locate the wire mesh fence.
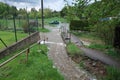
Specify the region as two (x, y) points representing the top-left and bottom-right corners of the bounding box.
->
(0, 17), (39, 50)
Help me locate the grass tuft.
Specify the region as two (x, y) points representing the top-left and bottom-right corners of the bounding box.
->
(103, 66), (120, 80)
(39, 27), (50, 33)
(66, 43), (83, 57)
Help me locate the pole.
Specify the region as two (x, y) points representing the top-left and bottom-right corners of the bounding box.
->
(19, 17), (20, 28)
(13, 15), (17, 42)
(41, 0), (44, 28)
(26, 7), (30, 35)
(26, 48), (30, 61)
(0, 38), (7, 48)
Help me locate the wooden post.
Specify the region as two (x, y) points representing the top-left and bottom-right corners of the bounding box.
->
(26, 48), (30, 61)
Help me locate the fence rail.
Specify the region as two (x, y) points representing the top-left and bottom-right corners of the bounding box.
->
(0, 43), (38, 67)
(0, 32), (40, 59)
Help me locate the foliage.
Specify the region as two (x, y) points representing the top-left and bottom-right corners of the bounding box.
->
(95, 20), (116, 45)
(88, 43), (111, 51)
(65, 0), (120, 46)
(79, 61), (85, 68)
(22, 21), (38, 33)
(88, 43), (120, 59)
(70, 20), (89, 31)
(0, 2), (61, 20)
(60, 6), (68, 17)
(103, 66), (120, 80)
(66, 43), (83, 57)
(72, 31), (100, 41)
(0, 45), (64, 80)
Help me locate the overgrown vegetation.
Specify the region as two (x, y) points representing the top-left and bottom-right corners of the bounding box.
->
(0, 45), (64, 80)
(64, 0), (120, 46)
(70, 20), (89, 31)
(103, 66), (120, 80)
(88, 43), (120, 59)
(66, 43), (83, 57)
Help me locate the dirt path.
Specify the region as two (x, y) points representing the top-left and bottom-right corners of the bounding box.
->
(40, 26), (94, 80)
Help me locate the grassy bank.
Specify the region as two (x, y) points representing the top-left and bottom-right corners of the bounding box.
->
(0, 44), (64, 80)
(72, 31), (120, 80)
(72, 31), (120, 59)
(66, 43), (83, 57)
(72, 31), (102, 44)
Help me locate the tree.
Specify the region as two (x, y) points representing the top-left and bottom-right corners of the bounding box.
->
(60, 6), (68, 17)
(52, 10), (60, 17)
(18, 8), (27, 19)
(44, 8), (52, 18)
(29, 8), (38, 19)
(66, 0), (120, 45)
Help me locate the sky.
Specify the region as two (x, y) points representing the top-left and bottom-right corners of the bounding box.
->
(0, 0), (73, 11)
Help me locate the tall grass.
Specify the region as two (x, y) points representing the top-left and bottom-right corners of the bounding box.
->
(103, 66), (120, 80)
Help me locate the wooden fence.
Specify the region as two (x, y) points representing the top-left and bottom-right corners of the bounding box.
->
(0, 32), (40, 59)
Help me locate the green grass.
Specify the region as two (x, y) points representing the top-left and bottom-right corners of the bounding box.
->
(88, 43), (112, 51)
(88, 43), (120, 59)
(103, 66), (120, 80)
(0, 44), (64, 80)
(0, 31), (28, 49)
(72, 31), (100, 41)
(66, 43), (83, 57)
(39, 27), (50, 33)
(0, 19), (25, 29)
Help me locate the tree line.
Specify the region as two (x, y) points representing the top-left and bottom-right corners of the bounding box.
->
(0, 2), (60, 19)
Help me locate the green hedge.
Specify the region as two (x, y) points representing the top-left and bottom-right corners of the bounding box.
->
(70, 20), (89, 31)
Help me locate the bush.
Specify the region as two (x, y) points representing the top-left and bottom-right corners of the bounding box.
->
(70, 20), (89, 31)
(22, 21), (29, 33)
(22, 21), (38, 33)
(95, 20), (115, 45)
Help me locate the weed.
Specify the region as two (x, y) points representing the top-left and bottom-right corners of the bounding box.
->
(103, 66), (120, 80)
(79, 61), (85, 68)
(66, 43), (83, 57)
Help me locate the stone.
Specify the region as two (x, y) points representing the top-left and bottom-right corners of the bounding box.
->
(92, 62), (96, 67)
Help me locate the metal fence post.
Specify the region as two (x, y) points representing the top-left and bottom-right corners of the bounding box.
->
(41, 0), (44, 29)
(13, 15), (17, 42)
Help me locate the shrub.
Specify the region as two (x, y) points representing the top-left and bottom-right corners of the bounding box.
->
(22, 21), (38, 33)
(70, 20), (89, 31)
